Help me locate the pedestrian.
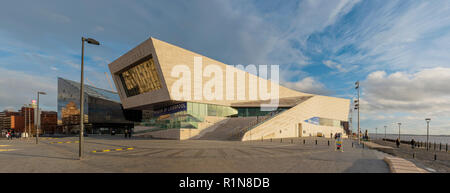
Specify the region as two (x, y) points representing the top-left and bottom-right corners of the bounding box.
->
(335, 133), (343, 152)
(411, 139), (415, 149)
(5, 132), (9, 140)
(396, 138), (400, 148)
(124, 129), (128, 138)
(128, 129), (132, 139)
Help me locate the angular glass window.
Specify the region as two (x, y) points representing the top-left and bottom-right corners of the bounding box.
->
(118, 55), (162, 97)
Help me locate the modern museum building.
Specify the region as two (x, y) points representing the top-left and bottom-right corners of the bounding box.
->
(107, 37), (351, 141)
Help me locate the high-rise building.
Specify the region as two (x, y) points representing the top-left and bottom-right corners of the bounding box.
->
(0, 110), (19, 131)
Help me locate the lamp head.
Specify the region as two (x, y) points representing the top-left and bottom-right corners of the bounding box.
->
(38, 91), (46, 95)
(85, 38), (100, 45)
(425, 118), (431, 123)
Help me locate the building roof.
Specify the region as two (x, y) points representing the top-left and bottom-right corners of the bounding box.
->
(108, 37), (315, 109)
(230, 96), (313, 108)
(58, 77), (121, 103)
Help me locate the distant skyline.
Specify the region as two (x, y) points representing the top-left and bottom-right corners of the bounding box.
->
(1, 0), (449, 135)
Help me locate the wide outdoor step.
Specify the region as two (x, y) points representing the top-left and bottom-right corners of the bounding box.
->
(195, 117), (258, 141)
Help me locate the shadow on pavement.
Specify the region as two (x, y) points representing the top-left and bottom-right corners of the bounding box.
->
(343, 158), (390, 173)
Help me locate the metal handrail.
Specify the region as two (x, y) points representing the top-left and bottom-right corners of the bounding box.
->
(231, 110), (286, 138)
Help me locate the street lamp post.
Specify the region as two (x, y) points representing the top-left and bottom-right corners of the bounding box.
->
(425, 118), (431, 151)
(36, 91), (46, 144)
(24, 104), (27, 138)
(397, 122), (401, 142)
(375, 127), (377, 140)
(354, 81), (360, 144)
(79, 37), (100, 159)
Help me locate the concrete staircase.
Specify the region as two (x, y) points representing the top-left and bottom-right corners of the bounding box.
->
(195, 117), (258, 141)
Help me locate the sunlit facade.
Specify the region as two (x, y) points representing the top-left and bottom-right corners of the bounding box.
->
(108, 37), (351, 140)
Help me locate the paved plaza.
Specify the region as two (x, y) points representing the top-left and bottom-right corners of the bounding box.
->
(0, 136), (390, 173)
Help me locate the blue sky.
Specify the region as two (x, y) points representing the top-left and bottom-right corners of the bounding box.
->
(1, 0), (450, 135)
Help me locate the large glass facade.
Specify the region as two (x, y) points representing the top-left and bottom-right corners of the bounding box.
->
(57, 77), (134, 134)
(236, 107), (290, 117)
(118, 55), (162, 97)
(138, 102), (238, 130)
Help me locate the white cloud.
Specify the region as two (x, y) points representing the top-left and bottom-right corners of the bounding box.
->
(321, 1), (450, 74)
(40, 10), (71, 23)
(282, 77), (331, 95)
(363, 67), (450, 113)
(0, 67), (56, 111)
(323, 60), (347, 73)
(355, 67), (450, 134)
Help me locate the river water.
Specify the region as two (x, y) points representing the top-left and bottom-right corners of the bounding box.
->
(369, 133), (450, 144)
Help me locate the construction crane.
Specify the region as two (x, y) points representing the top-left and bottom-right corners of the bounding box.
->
(86, 77), (95, 87)
(84, 73), (115, 91)
(105, 72), (115, 91)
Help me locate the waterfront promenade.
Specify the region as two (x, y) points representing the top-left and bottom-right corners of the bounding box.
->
(372, 139), (449, 172)
(0, 136), (390, 173)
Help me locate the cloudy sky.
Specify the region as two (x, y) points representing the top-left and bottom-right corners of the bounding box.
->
(0, 0), (449, 135)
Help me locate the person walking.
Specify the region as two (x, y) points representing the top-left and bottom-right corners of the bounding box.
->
(411, 139), (415, 149)
(396, 138), (400, 148)
(124, 129), (128, 138)
(335, 133), (343, 152)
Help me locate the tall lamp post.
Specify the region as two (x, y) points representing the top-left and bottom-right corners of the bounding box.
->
(79, 37), (100, 159)
(36, 91), (46, 144)
(425, 118), (430, 151)
(23, 104), (27, 138)
(375, 127), (377, 140)
(397, 122), (401, 142)
(354, 81), (360, 144)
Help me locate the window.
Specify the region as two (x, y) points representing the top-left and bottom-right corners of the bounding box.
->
(118, 55), (162, 97)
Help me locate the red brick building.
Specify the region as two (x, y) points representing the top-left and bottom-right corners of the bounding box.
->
(4, 106), (57, 135)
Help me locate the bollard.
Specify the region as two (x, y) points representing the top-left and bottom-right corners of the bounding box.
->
(280, 138), (283, 143)
(328, 140), (330, 146)
(413, 153), (415, 159)
(434, 153), (437, 161)
(261, 137), (263, 142)
(291, 139), (293, 144)
(303, 139), (305, 144)
(352, 142), (353, 148)
(270, 138), (272, 142)
(446, 144), (448, 152)
(315, 140), (317, 145)
(362, 143), (364, 149)
(440, 143), (441, 151)
(434, 143), (436, 150)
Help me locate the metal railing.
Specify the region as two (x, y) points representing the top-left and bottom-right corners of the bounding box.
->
(230, 109), (286, 140)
